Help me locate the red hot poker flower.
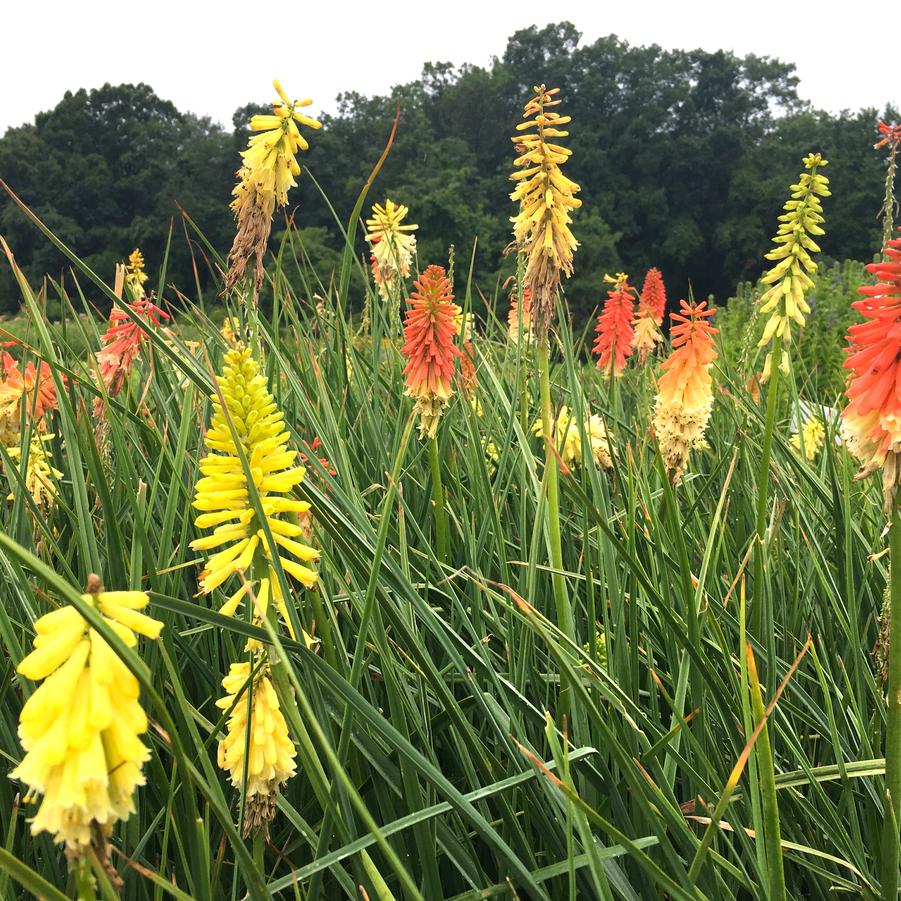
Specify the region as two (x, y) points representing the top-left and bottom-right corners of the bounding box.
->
(875, 120), (901, 151)
(593, 274), (635, 378)
(95, 298), (170, 402)
(1, 352), (61, 422)
(640, 268), (667, 325)
(401, 265), (462, 438)
(653, 300), (718, 482)
(841, 230), (901, 512)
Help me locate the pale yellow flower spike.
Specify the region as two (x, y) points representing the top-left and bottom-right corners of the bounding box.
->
(12, 580), (162, 853)
(509, 85), (581, 335)
(757, 153), (830, 382)
(6, 434), (63, 511)
(216, 660), (297, 836)
(532, 406), (613, 471)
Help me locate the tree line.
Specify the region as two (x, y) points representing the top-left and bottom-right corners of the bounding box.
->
(0, 21), (896, 322)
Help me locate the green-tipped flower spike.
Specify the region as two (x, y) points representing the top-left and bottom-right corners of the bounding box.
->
(757, 152), (830, 382)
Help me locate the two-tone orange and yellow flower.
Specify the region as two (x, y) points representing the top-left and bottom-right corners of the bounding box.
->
(365, 200), (418, 301)
(841, 230), (901, 512)
(400, 265), (462, 438)
(632, 268), (666, 362)
(653, 299), (718, 482)
(509, 85), (581, 335)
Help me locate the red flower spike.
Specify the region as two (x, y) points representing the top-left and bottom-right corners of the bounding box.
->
(841, 229), (901, 511)
(593, 276), (636, 377)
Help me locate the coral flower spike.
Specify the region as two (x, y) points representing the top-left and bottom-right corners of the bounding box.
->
(401, 265), (462, 439)
(842, 230), (901, 512)
(593, 273), (636, 377)
(640, 268), (667, 325)
(653, 299), (718, 482)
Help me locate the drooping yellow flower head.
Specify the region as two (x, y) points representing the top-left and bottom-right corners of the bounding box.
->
(790, 416), (825, 462)
(216, 659), (296, 835)
(533, 405), (613, 471)
(510, 85), (581, 335)
(191, 346), (319, 631)
(6, 433), (62, 511)
(757, 153), (830, 382)
(225, 80), (321, 295)
(12, 581), (162, 852)
(365, 200), (418, 301)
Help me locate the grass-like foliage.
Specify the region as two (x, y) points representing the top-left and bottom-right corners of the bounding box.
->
(0, 160), (894, 900)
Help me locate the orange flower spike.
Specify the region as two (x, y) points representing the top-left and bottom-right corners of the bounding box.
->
(640, 268), (667, 325)
(653, 299), (718, 482)
(401, 265), (462, 438)
(593, 273), (636, 377)
(1, 352), (62, 423)
(508, 288), (535, 345)
(841, 230), (901, 512)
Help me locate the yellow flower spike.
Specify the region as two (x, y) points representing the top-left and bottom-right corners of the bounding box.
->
(790, 416), (825, 462)
(216, 659), (296, 836)
(510, 85), (581, 335)
(224, 80), (321, 295)
(12, 578), (162, 853)
(191, 346), (319, 627)
(6, 433), (63, 511)
(125, 248), (148, 300)
(757, 153), (830, 381)
(532, 406), (613, 471)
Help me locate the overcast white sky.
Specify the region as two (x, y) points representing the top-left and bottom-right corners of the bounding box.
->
(1, 0), (896, 134)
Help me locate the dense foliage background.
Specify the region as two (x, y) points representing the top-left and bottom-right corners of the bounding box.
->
(0, 21), (896, 320)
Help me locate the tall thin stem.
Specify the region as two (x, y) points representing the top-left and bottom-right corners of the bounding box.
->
(882, 501), (901, 897)
(748, 644), (786, 901)
(428, 434), (448, 564)
(752, 363), (781, 644)
(537, 338), (573, 643)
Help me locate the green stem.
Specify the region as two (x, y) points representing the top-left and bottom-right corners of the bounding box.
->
(751, 362), (781, 644)
(882, 502), (901, 898)
(74, 855), (97, 901)
(747, 645), (786, 900)
(882, 143), (898, 254)
(428, 434), (449, 564)
(537, 338), (573, 643)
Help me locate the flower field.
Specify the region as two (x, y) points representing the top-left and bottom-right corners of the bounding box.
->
(0, 83), (899, 900)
